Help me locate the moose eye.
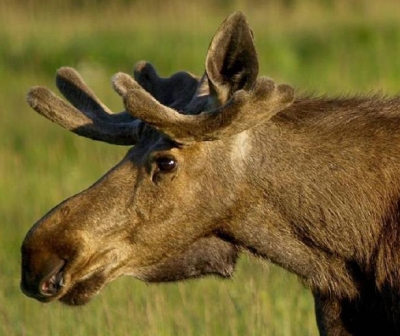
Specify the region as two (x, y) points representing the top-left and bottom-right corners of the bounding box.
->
(156, 156), (177, 173)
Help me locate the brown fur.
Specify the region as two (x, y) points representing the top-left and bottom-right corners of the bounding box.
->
(21, 12), (400, 336)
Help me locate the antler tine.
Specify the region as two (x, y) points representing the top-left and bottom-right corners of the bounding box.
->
(112, 71), (142, 97)
(56, 67), (134, 123)
(56, 67), (112, 115)
(133, 61), (200, 111)
(120, 76), (294, 144)
(26, 68), (142, 145)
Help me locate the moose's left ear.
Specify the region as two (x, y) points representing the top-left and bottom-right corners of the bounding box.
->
(205, 11), (259, 106)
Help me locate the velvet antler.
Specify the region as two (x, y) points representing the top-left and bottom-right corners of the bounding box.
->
(113, 73), (293, 144)
(27, 67), (142, 145)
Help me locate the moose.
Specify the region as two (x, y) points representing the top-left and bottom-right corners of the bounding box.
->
(21, 11), (400, 336)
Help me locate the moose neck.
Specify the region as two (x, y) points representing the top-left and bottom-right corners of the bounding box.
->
(218, 96), (400, 299)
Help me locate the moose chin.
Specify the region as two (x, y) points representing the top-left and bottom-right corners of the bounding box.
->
(21, 11), (400, 336)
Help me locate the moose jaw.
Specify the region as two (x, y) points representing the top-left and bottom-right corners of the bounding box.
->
(21, 11), (400, 336)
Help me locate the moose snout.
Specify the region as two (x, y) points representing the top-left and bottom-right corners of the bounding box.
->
(21, 252), (66, 301)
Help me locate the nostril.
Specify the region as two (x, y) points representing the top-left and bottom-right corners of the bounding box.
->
(39, 260), (65, 297)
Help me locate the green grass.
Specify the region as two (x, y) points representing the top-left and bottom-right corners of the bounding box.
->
(1, 0), (400, 335)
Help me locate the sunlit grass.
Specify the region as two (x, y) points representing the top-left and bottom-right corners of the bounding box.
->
(1, 1), (400, 335)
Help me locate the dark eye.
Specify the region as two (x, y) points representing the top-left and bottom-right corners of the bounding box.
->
(156, 156), (177, 173)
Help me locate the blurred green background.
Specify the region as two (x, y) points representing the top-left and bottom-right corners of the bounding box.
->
(1, 0), (400, 335)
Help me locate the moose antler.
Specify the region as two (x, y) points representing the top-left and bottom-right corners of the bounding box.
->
(27, 11), (294, 146)
(27, 67), (142, 145)
(114, 73), (294, 144)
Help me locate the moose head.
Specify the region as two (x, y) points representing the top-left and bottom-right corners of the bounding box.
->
(21, 10), (400, 335)
(21, 12), (293, 306)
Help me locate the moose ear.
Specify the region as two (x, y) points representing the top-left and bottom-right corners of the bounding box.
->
(205, 11), (259, 106)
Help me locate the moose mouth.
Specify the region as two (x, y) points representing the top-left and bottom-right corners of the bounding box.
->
(58, 272), (108, 306)
(21, 259), (109, 306)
